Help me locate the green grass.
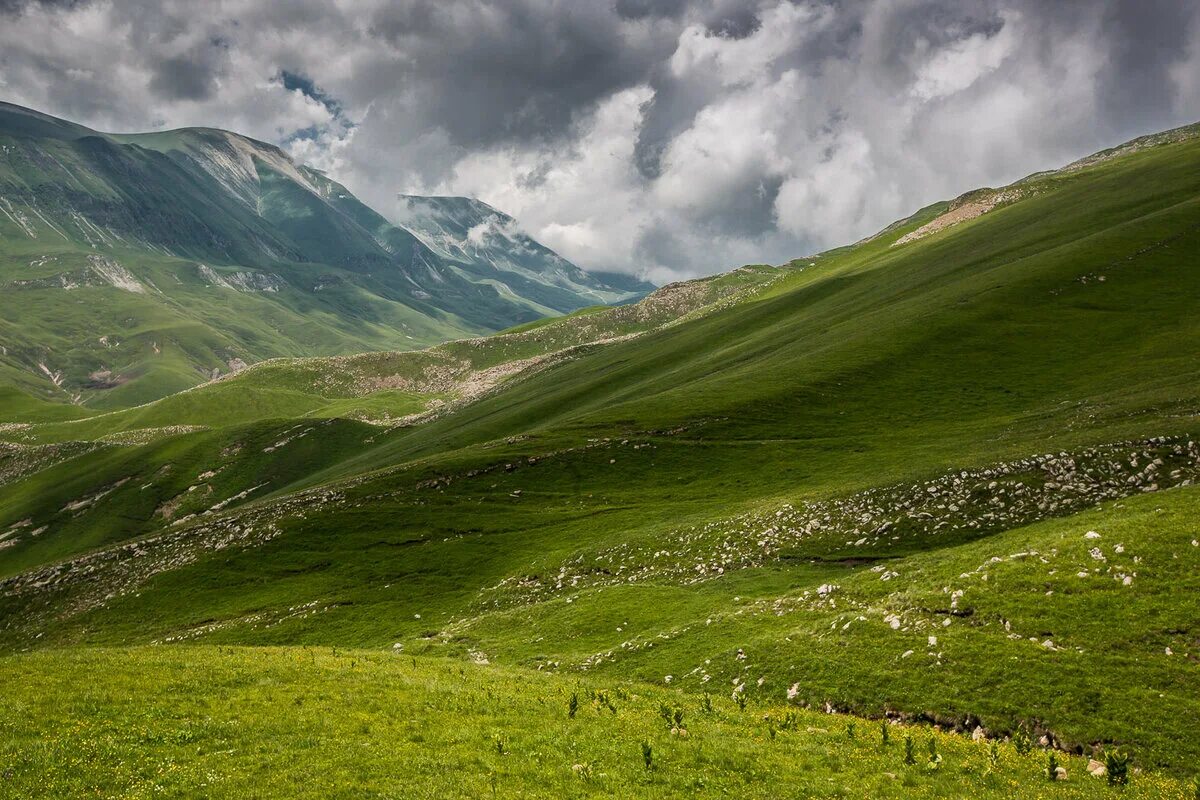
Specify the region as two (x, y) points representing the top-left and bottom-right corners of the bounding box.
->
(0, 263), (776, 442)
(1, 118), (1199, 796)
(0, 646), (1189, 799)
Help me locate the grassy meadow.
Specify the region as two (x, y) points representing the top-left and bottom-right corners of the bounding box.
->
(1, 122), (1199, 796)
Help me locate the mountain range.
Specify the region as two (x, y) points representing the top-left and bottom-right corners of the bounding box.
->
(0, 101), (649, 408)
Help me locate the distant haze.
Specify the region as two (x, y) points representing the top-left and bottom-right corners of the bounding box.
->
(1, 0), (1197, 283)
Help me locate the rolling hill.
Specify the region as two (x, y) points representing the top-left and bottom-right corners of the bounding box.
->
(1, 119), (1199, 797)
(0, 102), (649, 408)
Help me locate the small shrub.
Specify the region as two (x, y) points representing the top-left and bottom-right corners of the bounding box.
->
(568, 692), (578, 719)
(659, 704), (686, 732)
(701, 693), (713, 713)
(641, 741), (654, 771)
(904, 735), (916, 765)
(927, 736), (941, 769)
(880, 720), (890, 746)
(1046, 751), (1059, 781)
(1104, 749), (1131, 786)
(1013, 727), (1032, 755)
(494, 737), (505, 756)
(846, 721), (857, 740)
(595, 690), (617, 715)
(988, 740), (1000, 767)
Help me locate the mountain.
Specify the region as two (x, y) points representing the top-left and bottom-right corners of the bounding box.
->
(2, 119), (1200, 796)
(0, 102), (647, 408)
(396, 195), (652, 313)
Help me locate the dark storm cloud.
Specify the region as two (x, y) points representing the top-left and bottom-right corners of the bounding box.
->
(362, 0), (671, 147)
(615, 0), (689, 21)
(0, 0), (1197, 281)
(0, 0), (85, 13)
(1097, 0), (1196, 134)
(703, 2), (761, 38)
(148, 47), (224, 102)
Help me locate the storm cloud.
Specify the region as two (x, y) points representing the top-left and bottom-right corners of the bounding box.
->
(2, 0), (1198, 282)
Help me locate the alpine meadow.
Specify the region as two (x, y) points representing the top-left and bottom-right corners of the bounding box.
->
(1, 2), (1200, 798)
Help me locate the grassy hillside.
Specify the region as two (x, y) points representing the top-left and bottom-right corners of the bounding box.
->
(0, 121), (1198, 794)
(0, 263), (779, 442)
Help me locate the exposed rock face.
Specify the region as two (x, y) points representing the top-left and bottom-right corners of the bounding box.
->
(893, 189), (1025, 247)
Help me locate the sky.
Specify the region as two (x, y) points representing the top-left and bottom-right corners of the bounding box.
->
(1, 0), (1198, 284)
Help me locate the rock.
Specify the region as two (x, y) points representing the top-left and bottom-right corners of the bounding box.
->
(1087, 759), (1107, 777)
(971, 725), (987, 742)
(1054, 766), (1068, 780)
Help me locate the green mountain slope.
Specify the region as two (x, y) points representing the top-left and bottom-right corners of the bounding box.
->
(0, 262), (778, 441)
(1, 119), (1199, 791)
(0, 102), (647, 407)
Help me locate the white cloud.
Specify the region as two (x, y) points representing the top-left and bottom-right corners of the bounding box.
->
(432, 85), (655, 274)
(669, 2), (824, 85)
(1, 0), (1198, 284)
(911, 11), (1019, 102)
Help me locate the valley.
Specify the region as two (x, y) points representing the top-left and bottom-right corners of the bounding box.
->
(1, 110), (1199, 798)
